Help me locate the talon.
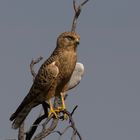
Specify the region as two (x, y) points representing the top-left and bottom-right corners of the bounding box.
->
(48, 99), (59, 118)
(57, 93), (69, 120)
(57, 106), (65, 110)
(63, 113), (69, 120)
(48, 108), (58, 118)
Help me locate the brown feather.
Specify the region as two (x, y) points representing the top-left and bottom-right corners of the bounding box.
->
(10, 32), (80, 129)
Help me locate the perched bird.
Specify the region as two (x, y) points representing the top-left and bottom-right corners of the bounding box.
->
(10, 31), (80, 129)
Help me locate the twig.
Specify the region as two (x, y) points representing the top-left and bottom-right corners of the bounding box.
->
(26, 115), (46, 140)
(33, 108), (82, 140)
(34, 106), (81, 140)
(25, 102), (49, 140)
(61, 110), (83, 140)
(18, 123), (25, 140)
(71, 0), (90, 31)
(71, 105), (78, 116)
(32, 97), (61, 139)
(30, 56), (43, 80)
(53, 109), (83, 140)
(33, 118), (59, 140)
(57, 126), (72, 140)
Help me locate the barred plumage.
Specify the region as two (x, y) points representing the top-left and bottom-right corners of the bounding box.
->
(10, 31), (80, 129)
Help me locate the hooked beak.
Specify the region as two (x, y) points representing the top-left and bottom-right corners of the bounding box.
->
(75, 39), (80, 45)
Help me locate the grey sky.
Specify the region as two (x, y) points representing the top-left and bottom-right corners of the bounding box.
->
(0, 0), (140, 139)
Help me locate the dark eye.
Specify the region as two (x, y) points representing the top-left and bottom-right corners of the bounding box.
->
(65, 36), (74, 41)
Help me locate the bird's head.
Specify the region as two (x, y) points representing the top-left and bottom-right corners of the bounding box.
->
(57, 32), (80, 49)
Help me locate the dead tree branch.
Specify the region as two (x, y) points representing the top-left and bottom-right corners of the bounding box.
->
(30, 56), (43, 81)
(71, 0), (90, 31)
(33, 118), (59, 140)
(32, 106), (81, 140)
(25, 102), (49, 140)
(18, 123), (25, 140)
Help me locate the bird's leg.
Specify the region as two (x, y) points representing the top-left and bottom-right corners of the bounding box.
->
(57, 93), (66, 110)
(61, 92), (66, 110)
(48, 99), (58, 118)
(57, 93), (68, 120)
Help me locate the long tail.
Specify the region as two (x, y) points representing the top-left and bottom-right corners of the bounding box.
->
(10, 103), (35, 129)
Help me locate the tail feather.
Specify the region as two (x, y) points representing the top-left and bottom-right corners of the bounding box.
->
(10, 106), (24, 121)
(11, 103), (34, 129)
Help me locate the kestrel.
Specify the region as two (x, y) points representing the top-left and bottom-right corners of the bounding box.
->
(10, 32), (80, 129)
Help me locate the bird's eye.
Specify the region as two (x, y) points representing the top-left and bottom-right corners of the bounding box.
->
(65, 36), (74, 41)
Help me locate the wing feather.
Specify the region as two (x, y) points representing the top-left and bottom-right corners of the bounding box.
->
(67, 62), (84, 90)
(10, 61), (59, 129)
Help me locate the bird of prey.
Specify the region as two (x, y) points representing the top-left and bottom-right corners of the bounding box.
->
(10, 31), (80, 129)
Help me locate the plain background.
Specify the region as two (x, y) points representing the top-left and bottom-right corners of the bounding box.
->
(0, 0), (140, 139)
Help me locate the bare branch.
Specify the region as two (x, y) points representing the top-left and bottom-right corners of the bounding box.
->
(32, 108), (82, 140)
(71, 0), (90, 31)
(25, 102), (49, 140)
(26, 115), (46, 140)
(30, 56), (43, 80)
(33, 118), (59, 140)
(70, 105), (78, 116)
(57, 126), (72, 140)
(18, 123), (25, 140)
(62, 110), (83, 140)
(81, 0), (89, 6)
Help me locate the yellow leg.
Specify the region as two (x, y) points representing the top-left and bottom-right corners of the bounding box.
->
(48, 94), (68, 120)
(48, 99), (58, 118)
(59, 92), (68, 120)
(61, 92), (66, 110)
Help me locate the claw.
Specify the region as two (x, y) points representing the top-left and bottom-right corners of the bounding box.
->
(63, 113), (69, 120)
(48, 108), (58, 118)
(48, 93), (69, 119)
(48, 99), (59, 118)
(57, 93), (69, 120)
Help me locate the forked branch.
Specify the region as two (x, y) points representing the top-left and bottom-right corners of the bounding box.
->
(30, 56), (43, 81)
(71, 0), (89, 31)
